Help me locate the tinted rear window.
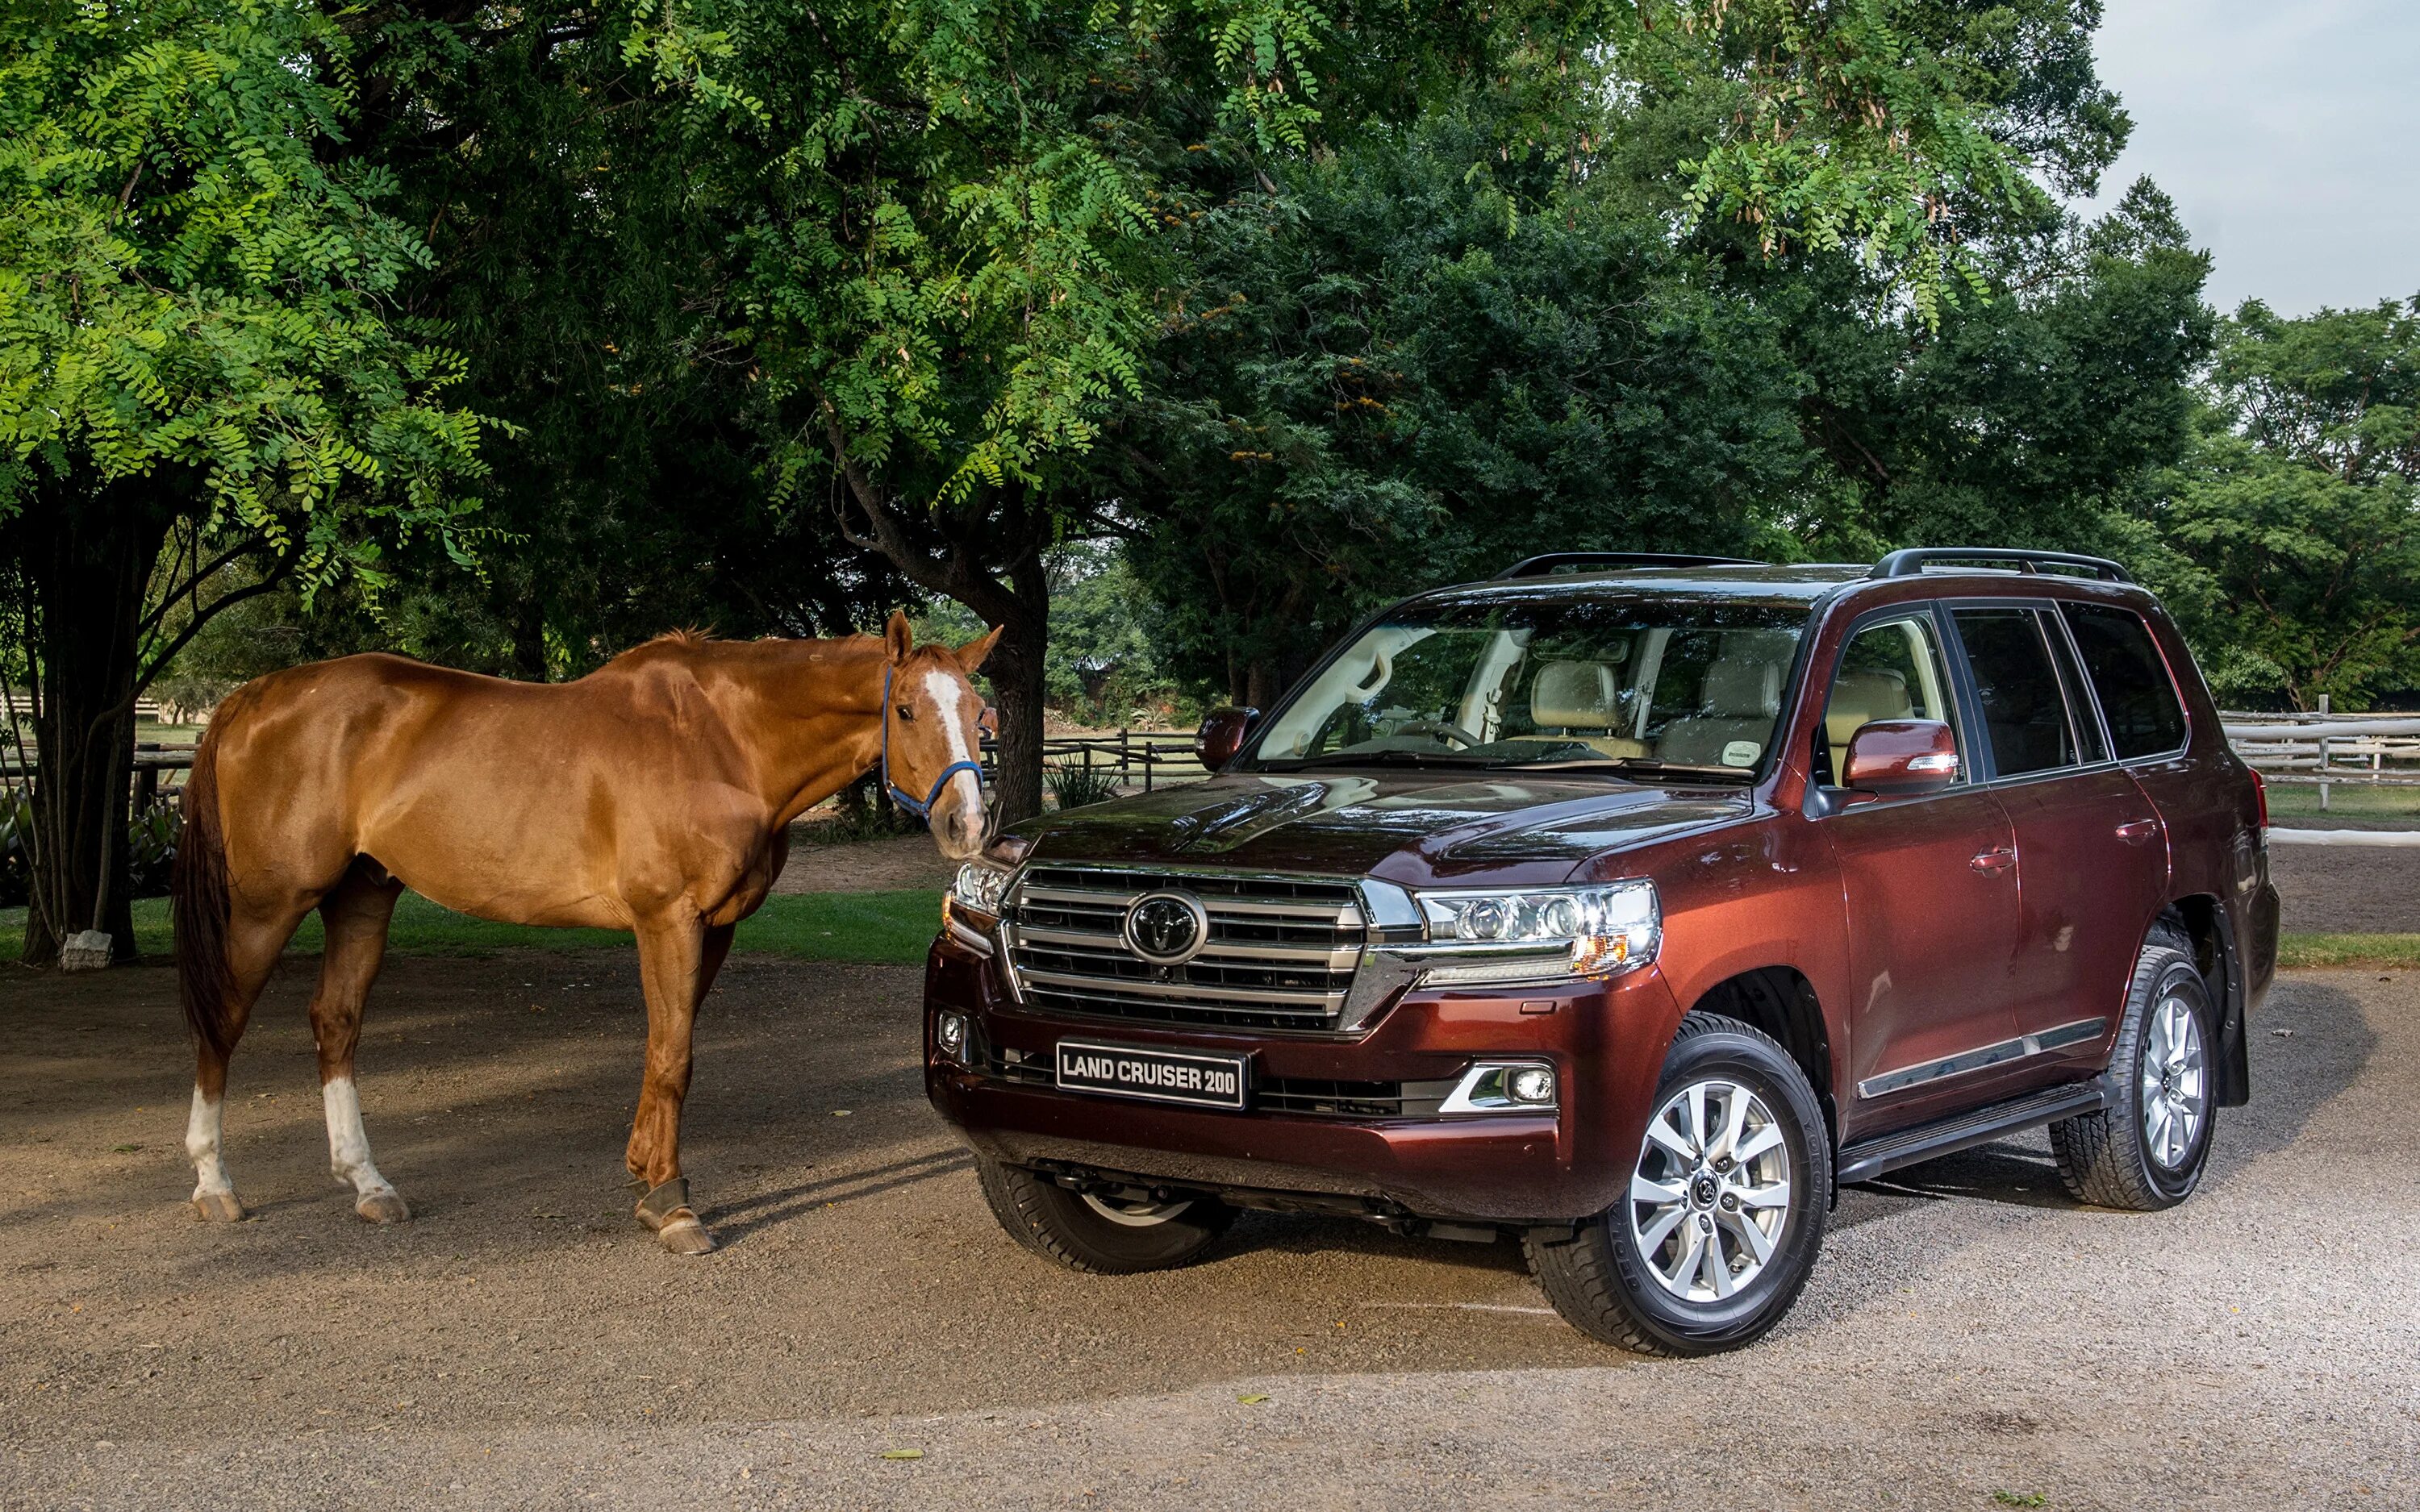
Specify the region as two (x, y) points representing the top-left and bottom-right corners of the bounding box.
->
(2063, 605), (2188, 759)
(1952, 607), (2079, 777)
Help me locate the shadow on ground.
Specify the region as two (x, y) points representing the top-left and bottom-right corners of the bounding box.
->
(0, 951), (2385, 1451)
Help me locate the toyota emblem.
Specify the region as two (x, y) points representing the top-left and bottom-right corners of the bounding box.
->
(1124, 891), (1210, 965)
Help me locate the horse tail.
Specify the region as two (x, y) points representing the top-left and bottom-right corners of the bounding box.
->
(174, 727), (237, 1060)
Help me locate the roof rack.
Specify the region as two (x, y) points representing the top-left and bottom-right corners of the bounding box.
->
(1868, 548), (2132, 584)
(1496, 551), (1765, 580)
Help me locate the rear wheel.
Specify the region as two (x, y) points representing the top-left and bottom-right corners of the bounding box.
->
(1525, 1014), (1830, 1356)
(2050, 923), (2216, 1210)
(975, 1158), (1233, 1273)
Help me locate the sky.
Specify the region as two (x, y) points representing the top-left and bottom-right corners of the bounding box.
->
(2080, 0), (2420, 316)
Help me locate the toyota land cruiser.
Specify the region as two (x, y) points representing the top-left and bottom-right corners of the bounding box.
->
(923, 549), (2280, 1355)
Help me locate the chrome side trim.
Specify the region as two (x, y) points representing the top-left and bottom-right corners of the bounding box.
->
(1857, 1016), (2109, 1099)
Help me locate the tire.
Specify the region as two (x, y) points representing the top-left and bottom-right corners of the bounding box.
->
(1525, 1014), (1831, 1356)
(2050, 922), (2217, 1210)
(975, 1158), (1234, 1274)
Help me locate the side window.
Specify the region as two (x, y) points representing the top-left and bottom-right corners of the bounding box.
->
(2042, 614), (2111, 764)
(1951, 607), (2080, 778)
(2064, 604), (2188, 759)
(1821, 613), (1960, 782)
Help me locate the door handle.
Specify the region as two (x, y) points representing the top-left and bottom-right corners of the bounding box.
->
(2116, 818), (2160, 845)
(1969, 847), (2017, 875)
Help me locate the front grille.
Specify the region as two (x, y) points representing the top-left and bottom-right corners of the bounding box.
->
(1003, 865), (1365, 1031)
(984, 1048), (1452, 1119)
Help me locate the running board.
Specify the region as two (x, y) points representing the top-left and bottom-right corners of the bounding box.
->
(1836, 1081), (2108, 1188)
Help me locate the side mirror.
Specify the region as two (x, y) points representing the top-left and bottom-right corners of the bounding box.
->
(1842, 719), (1960, 798)
(1195, 706), (1260, 770)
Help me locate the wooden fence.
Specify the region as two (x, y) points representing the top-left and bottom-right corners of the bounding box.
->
(1014, 732), (1208, 793)
(2220, 708), (2420, 793)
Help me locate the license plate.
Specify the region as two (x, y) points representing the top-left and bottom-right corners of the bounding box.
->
(1055, 1040), (1248, 1110)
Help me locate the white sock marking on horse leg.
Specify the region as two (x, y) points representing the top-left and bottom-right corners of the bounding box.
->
(320, 1076), (395, 1199)
(186, 1086), (233, 1203)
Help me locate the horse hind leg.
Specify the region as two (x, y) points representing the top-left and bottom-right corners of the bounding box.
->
(186, 902), (304, 1222)
(311, 864), (410, 1225)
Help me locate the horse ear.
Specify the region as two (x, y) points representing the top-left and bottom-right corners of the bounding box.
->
(884, 610), (913, 664)
(954, 624), (1004, 673)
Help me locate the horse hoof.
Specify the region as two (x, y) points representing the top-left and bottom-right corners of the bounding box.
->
(191, 1190), (245, 1223)
(657, 1217), (716, 1256)
(354, 1188), (412, 1225)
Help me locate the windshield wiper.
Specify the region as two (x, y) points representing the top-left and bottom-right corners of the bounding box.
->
(1276, 749), (1495, 769)
(1503, 757), (1757, 782)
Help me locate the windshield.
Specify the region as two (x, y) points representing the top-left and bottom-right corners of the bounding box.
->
(1245, 594), (1811, 778)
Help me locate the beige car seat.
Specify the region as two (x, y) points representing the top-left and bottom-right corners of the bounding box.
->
(1524, 660), (1646, 759)
(1659, 652), (1786, 768)
(1824, 669), (1915, 752)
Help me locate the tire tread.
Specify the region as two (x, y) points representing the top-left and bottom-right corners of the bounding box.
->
(1525, 1012), (1830, 1356)
(2049, 921), (2206, 1211)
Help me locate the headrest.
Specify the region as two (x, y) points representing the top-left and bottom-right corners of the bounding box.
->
(1530, 660), (1621, 729)
(1825, 669), (1913, 749)
(1700, 656), (1781, 719)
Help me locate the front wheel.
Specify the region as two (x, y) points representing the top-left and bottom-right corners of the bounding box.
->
(2049, 922), (2216, 1210)
(975, 1158), (1233, 1273)
(1526, 1014), (1831, 1356)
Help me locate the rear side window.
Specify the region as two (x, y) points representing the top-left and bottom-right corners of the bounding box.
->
(2063, 605), (2188, 759)
(1951, 607), (2080, 777)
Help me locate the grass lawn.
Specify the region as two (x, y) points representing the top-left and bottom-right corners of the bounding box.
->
(8, 894), (2404, 974)
(2274, 932), (2420, 970)
(0, 890), (943, 967)
(2262, 781), (2420, 827)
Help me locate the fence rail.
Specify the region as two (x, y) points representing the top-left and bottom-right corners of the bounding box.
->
(2218, 709), (2420, 797)
(1008, 732), (1208, 793)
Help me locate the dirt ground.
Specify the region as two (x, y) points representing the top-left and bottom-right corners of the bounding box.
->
(771, 830), (958, 894)
(2, 940), (2414, 1510)
(2268, 843), (2420, 932)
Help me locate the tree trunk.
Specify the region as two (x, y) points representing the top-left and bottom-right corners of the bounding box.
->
(6, 480), (170, 965)
(984, 569), (1051, 827)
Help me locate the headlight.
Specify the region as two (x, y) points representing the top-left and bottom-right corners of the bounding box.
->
(949, 860), (1012, 922)
(1412, 880), (1659, 986)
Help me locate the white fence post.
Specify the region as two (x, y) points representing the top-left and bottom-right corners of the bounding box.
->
(2318, 694), (2331, 813)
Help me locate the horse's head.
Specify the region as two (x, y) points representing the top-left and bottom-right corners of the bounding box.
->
(880, 610), (1001, 860)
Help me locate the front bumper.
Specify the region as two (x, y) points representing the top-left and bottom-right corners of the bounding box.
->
(921, 931), (1684, 1224)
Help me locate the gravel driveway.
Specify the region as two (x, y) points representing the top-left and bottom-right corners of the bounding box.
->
(2, 952), (2414, 1510)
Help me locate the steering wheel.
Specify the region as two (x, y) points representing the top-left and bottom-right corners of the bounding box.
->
(1392, 716), (1482, 750)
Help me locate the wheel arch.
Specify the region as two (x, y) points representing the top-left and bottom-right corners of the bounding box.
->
(1683, 965), (1837, 1149)
(2158, 893), (2250, 1108)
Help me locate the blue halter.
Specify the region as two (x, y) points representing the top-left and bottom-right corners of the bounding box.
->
(881, 664), (986, 819)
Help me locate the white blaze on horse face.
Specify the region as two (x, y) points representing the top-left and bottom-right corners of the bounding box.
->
(186, 1086), (233, 1203)
(320, 1076), (396, 1201)
(923, 665), (987, 822)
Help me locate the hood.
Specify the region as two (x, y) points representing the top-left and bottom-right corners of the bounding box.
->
(1011, 769), (1753, 885)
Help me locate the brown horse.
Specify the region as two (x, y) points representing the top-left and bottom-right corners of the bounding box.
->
(173, 611), (997, 1254)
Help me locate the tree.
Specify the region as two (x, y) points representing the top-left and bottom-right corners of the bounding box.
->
(0, 0), (489, 963)
(614, 0), (2093, 819)
(1781, 179), (2216, 558)
(2140, 298), (2420, 710)
(1115, 109), (1812, 703)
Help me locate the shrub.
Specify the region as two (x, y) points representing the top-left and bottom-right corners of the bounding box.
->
(1045, 763), (1122, 811)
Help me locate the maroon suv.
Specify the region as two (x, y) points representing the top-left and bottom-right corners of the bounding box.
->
(924, 549), (2279, 1354)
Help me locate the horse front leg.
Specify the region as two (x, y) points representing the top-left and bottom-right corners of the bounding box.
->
(625, 916), (734, 1256)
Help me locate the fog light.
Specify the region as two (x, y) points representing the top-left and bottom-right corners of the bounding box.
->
(1508, 1065), (1557, 1105)
(935, 1011), (969, 1061)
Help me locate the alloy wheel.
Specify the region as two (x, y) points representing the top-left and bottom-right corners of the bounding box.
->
(1081, 1193), (1194, 1227)
(2140, 993), (2208, 1170)
(1629, 1078), (1794, 1302)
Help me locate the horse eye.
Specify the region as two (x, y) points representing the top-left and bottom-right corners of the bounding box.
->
(895, 704), (915, 722)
